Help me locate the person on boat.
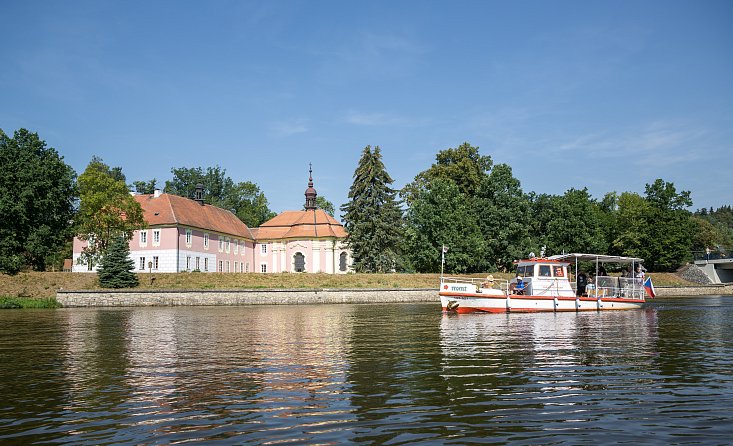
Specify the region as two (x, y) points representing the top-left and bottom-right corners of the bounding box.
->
(598, 266), (607, 277)
(635, 265), (645, 282)
(577, 271), (588, 296)
(510, 275), (525, 295)
(481, 274), (495, 289)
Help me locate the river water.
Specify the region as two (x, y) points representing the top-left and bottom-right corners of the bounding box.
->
(1, 297), (732, 445)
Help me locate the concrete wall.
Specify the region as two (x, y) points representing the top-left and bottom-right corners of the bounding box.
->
(57, 288), (437, 307)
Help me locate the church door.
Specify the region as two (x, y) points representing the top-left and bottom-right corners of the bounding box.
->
(294, 252), (305, 272)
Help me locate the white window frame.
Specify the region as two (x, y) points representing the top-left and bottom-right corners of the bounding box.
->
(185, 229), (192, 247)
(186, 256), (191, 271)
(196, 257), (200, 271)
(234, 239), (239, 254)
(218, 237), (223, 252)
(261, 263), (267, 273)
(153, 256), (159, 270)
(139, 257), (146, 271)
(226, 237), (230, 253)
(153, 229), (161, 246)
(245, 262), (249, 272)
(261, 244), (267, 254)
(226, 260), (230, 272)
(204, 258), (209, 272)
(140, 231), (148, 246)
(204, 233), (209, 250)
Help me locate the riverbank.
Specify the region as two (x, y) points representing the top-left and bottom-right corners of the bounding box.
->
(56, 283), (733, 307)
(0, 271), (701, 299)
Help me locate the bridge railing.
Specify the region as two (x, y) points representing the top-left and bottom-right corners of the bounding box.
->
(693, 248), (732, 262)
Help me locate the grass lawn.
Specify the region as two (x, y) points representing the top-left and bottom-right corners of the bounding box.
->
(0, 270), (699, 300)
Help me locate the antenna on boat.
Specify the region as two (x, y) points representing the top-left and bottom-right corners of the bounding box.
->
(441, 245), (448, 278)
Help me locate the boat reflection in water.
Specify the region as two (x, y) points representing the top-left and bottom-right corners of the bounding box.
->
(438, 308), (660, 427)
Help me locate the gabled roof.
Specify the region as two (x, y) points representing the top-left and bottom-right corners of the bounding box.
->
(254, 209), (347, 240)
(133, 193), (254, 240)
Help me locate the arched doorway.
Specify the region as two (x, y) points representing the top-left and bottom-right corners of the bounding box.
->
(294, 252), (305, 272)
(339, 252), (347, 272)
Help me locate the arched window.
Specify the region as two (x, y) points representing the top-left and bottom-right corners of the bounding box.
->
(339, 252), (347, 272)
(294, 252), (305, 272)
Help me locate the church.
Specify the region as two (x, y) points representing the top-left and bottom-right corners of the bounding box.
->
(72, 169), (352, 274)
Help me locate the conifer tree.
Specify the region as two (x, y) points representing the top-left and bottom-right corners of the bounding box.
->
(97, 236), (139, 288)
(341, 145), (403, 272)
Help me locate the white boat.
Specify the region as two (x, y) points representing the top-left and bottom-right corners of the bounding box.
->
(440, 253), (650, 313)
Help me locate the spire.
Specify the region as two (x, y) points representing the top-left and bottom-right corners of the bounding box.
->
(304, 163), (317, 210)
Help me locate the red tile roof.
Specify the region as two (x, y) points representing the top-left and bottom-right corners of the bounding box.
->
(134, 194), (254, 240)
(255, 209), (347, 240)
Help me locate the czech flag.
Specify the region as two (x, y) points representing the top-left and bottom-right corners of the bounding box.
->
(644, 277), (656, 298)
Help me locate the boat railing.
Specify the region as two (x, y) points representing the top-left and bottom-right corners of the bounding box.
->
(441, 276), (509, 294)
(584, 276), (645, 300)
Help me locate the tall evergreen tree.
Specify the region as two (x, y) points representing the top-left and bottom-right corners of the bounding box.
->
(97, 236), (139, 288)
(341, 145), (403, 272)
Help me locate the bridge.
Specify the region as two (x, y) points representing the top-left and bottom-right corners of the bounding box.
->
(693, 249), (733, 283)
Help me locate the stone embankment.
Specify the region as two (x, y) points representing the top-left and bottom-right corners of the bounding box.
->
(57, 288), (437, 307)
(56, 284), (732, 307)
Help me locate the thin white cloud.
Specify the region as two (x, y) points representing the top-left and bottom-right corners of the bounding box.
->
(343, 110), (430, 127)
(269, 119), (308, 137)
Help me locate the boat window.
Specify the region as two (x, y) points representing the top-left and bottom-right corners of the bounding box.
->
(553, 266), (565, 277)
(539, 265), (552, 277)
(518, 265), (533, 277)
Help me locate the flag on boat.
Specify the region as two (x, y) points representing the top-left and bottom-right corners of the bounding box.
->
(644, 277), (656, 298)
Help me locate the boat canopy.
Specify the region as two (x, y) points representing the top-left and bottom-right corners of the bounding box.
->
(548, 253), (644, 264)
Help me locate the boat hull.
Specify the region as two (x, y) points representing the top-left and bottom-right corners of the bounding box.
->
(440, 291), (645, 313)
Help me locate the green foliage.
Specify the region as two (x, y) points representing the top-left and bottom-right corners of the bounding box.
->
(610, 180), (695, 271)
(314, 196), (335, 216)
(341, 146), (404, 272)
(545, 188), (606, 255)
(610, 192), (650, 257)
(97, 236), (139, 288)
(694, 205), (733, 247)
(165, 166), (275, 227)
(132, 179), (158, 194)
(76, 157), (146, 266)
(404, 179), (484, 273)
(475, 164), (532, 271)
(220, 181), (277, 227)
(641, 180), (695, 271)
(402, 142), (492, 203)
(0, 296), (60, 309)
(0, 128), (77, 274)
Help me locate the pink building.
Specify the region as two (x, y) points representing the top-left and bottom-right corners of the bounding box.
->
(72, 173), (352, 274)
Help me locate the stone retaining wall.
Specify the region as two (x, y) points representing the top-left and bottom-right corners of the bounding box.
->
(56, 285), (732, 307)
(56, 288), (438, 307)
(655, 284), (733, 296)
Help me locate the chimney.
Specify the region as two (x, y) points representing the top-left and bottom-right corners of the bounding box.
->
(194, 183), (205, 205)
(153, 189), (161, 198)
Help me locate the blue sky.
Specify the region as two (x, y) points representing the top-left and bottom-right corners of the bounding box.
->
(1, 0), (731, 215)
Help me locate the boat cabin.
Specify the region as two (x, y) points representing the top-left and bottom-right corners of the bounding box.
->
(512, 259), (575, 297)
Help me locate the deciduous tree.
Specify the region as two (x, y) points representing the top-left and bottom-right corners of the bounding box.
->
(76, 157), (146, 267)
(0, 128), (76, 274)
(404, 179), (484, 273)
(165, 166), (275, 227)
(475, 164), (533, 271)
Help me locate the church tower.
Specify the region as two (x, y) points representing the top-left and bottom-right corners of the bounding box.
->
(304, 163), (317, 210)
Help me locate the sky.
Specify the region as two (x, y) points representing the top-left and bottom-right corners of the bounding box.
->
(1, 0), (732, 216)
